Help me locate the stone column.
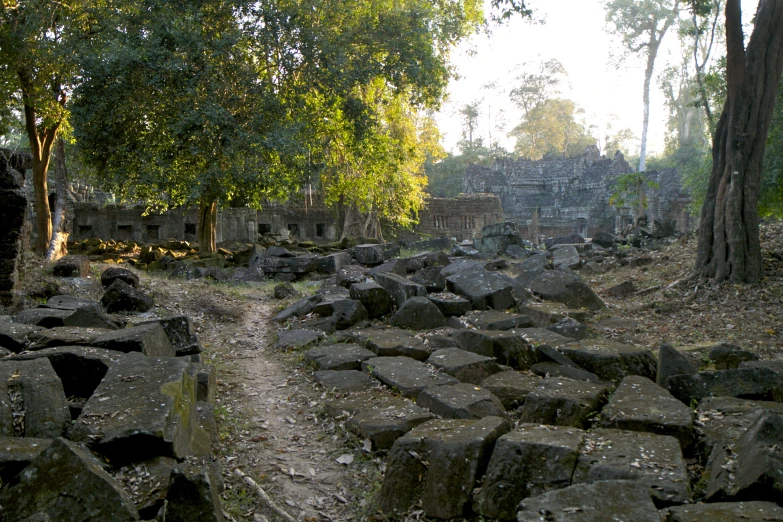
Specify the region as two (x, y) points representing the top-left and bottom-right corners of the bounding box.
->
(0, 151), (31, 307)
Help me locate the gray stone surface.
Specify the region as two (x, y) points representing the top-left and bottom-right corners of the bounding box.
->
(573, 428), (689, 506)
(453, 329), (537, 369)
(708, 343), (758, 369)
(607, 280), (636, 298)
(445, 265), (516, 311)
(548, 317), (589, 340)
(520, 377), (610, 428)
(389, 296), (447, 330)
(0, 436), (53, 484)
(330, 299), (368, 330)
(666, 367), (783, 405)
(45, 295), (102, 311)
(13, 308), (72, 328)
(304, 343), (375, 371)
(353, 328), (432, 361)
(101, 267), (140, 288)
(63, 307), (123, 330)
(362, 357), (459, 398)
(513, 327), (574, 347)
(138, 316), (200, 357)
(663, 501), (783, 522)
(426, 292), (472, 316)
(0, 438), (139, 522)
(417, 382), (507, 419)
(165, 462), (224, 522)
(552, 245), (581, 270)
(93, 323), (175, 357)
(528, 270), (604, 311)
(101, 279), (154, 313)
(562, 339), (656, 382)
(530, 361), (605, 383)
(475, 424), (585, 520)
(0, 358), (70, 438)
(427, 348), (503, 384)
(377, 417), (510, 519)
(410, 266), (447, 292)
(516, 480), (661, 522)
(0, 322), (43, 352)
(480, 370), (542, 409)
(656, 343), (697, 386)
(26, 326), (104, 350)
(314, 370), (376, 393)
(275, 328), (324, 350)
(354, 244), (385, 266)
(600, 376), (694, 451)
(372, 272), (426, 307)
(349, 282), (392, 318)
(336, 265), (370, 288)
(462, 310), (532, 330)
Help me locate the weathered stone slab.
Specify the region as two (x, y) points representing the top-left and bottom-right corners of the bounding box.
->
(410, 266), (447, 292)
(353, 328), (432, 361)
(52, 255), (90, 277)
(480, 370), (541, 409)
(272, 295), (321, 322)
(417, 382), (506, 419)
(453, 329), (537, 369)
(600, 376), (694, 451)
(139, 316), (200, 357)
(552, 245), (581, 269)
(390, 296), (447, 330)
(304, 343), (375, 371)
(354, 244), (385, 266)
(426, 292), (472, 316)
(427, 348), (503, 384)
(93, 323), (175, 357)
(115, 456), (176, 519)
(0, 322), (44, 352)
(573, 428), (689, 506)
(101, 267), (140, 288)
(26, 326), (105, 350)
(372, 272), (426, 307)
(520, 377), (610, 429)
(656, 343), (698, 386)
(13, 308), (72, 328)
(666, 367), (783, 405)
(377, 416), (510, 519)
(165, 462), (224, 522)
(516, 480), (661, 522)
(663, 501), (783, 522)
(463, 310), (532, 330)
(362, 357), (458, 398)
(530, 361), (605, 383)
(406, 250), (450, 271)
(369, 259), (408, 276)
(275, 328), (324, 350)
(317, 251), (352, 274)
(562, 339), (656, 382)
(0, 358), (70, 438)
(324, 391), (433, 449)
(708, 343), (758, 369)
(63, 307), (124, 330)
(445, 265), (516, 311)
(330, 299), (368, 330)
(314, 370), (376, 393)
(528, 270), (604, 311)
(101, 279), (154, 313)
(71, 354), (196, 464)
(475, 424), (585, 520)
(706, 411), (783, 504)
(336, 265), (370, 288)
(45, 295), (101, 311)
(189, 363), (216, 404)
(0, 438), (139, 522)
(548, 317), (589, 340)
(513, 327), (574, 348)
(0, 437), (53, 484)
(349, 281), (392, 318)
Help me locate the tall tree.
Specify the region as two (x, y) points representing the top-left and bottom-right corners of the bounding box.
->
(510, 98), (595, 159)
(695, 0), (783, 283)
(605, 0), (680, 173)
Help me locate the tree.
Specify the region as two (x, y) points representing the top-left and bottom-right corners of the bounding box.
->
(605, 0), (680, 173)
(509, 98), (596, 159)
(695, 0), (783, 283)
(459, 102), (481, 147)
(509, 59), (567, 117)
(610, 172), (660, 219)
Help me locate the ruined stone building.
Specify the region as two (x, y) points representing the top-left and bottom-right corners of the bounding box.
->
(463, 146), (692, 239)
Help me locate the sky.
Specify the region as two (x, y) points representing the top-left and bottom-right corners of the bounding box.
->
(434, 0), (756, 158)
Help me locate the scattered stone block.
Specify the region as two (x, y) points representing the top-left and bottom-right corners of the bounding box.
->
(453, 329), (537, 369)
(139, 316), (200, 357)
(463, 310), (532, 330)
(513, 327), (574, 347)
(116, 456), (176, 519)
(552, 245), (581, 269)
(165, 462), (224, 522)
(101, 279), (154, 313)
(0, 358), (70, 438)
(100, 267), (140, 288)
(600, 376), (694, 451)
(45, 295), (101, 311)
(663, 501), (783, 522)
(377, 417), (510, 519)
(390, 296), (447, 330)
(427, 348), (503, 384)
(353, 328), (432, 361)
(93, 323), (175, 357)
(592, 232), (618, 248)
(189, 363), (216, 404)
(406, 250), (449, 271)
(26, 326), (104, 350)
(52, 256), (90, 277)
(520, 377), (610, 429)
(530, 361), (605, 383)
(572, 428), (689, 506)
(0, 323), (42, 352)
(304, 343), (375, 371)
(336, 265), (370, 288)
(0, 438), (138, 522)
(426, 292), (472, 316)
(368, 259), (408, 276)
(410, 266), (447, 292)
(548, 317), (589, 340)
(317, 251), (353, 274)
(0, 437), (53, 484)
(445, 265), (516, 311)
(71, 354), (197, 464)
(353, 244), (385, 265)
(63, 307), (123, 330)
(275, 328), (324, 350)
(475, 424), (585, 520)
(607, 281), (636, 298)
(314, 370), (376, 393)
(372, 272), (426, 307)
(562, 339), (656, 382)
(330, 299), (368, 330)
(656, 343), (697, 386)
(515, 265), (548, 287)
(666, 367), (783, 405)
(12, 308), (72, 328)
(528, 270), (604, 310)
(516, 480), (661, 522)
(362, 356), (458, 399)
(709, 343), (758, 369)
(324, 391), (433, 449)
(417, 382), (507, 419)
(349, 282), (392, 318)
(480, 370), (542, 409)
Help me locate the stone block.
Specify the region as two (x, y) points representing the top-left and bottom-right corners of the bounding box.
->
(513, 327), (575, 347)
(45, 295), (102, 311)
(410, 266), (447, 292)
(362, 356), (458, 398)
(562, 339), (656, 382)
(463, 310), (532, 330)
(12, 308), (72, 328)
(317, 251), (352, 274)
(101, 279), (153, 313)
(528, 270), (604, 310)
(368, 259), (408, 276)
(349, 282), (392, 318)
(426, 292), (472, 316)
(52, 256), (90, 277)
(607, 280), (636, 298)
(63, 307), (123, 330)
(552, 245), (581, 269)
(272, 295), (321, 322)
(417, 382), (507, 420)
(165, 462), (224, 522)
(27, 326), (104, 350)
(304, 343), (375, 371)
(389, 296), (447, 330)
(531, 361), (605, 383)
(275, 328), (324, 350)
(666, 367), (783, 405)
(520, 377), (610, 429)
(314, 370), (376, 393)
(139, 316), (200, 357)
(330, 298), (368, 330)
(0, 436), (53, 484)
(354, 244), (385, 266)
(189, 363), (216, 403)
(656, 343), (697, 386)
(453, 329), (537, 369)
(93, 323), (175, 356)
(708, 343), (758, 369)
(475, 424), (585, 520)
(336, 265), (370, 288)
(372, 272), (426, 307)
(0, 358), (70, 438)
(100, 267), (140, 288)
(547, 317), (589, 340)
(445, 265), (516, 311)
(663, 501), (783, 522)
(377, 417), (510, 519)
(427, 348), (503, 384)
(0, 323), (44, 352)
(480, 370), (542, 409)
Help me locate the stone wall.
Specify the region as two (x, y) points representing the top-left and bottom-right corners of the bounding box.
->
(463, 146), (693, 239)
(0, 150), (32, 306)
(414, 194), (505, 241)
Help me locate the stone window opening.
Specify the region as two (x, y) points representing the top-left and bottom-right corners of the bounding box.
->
(117, 225), (133, 240)
(258, 223), (271, 235)
(184, 223), (196, 235)
(146, 224), (160, 239)
(287, 223), (299, 236)
(77, 225), (92, 237)
(315, 223), (325, 237)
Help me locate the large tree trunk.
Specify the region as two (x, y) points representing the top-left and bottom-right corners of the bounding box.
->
(695, 0), (783, 283)
(197, 201), (218, 253)
(45, 138), (69, 262)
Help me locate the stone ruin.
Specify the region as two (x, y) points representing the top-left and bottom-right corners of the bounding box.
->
(0, 150), (32, 307)
(464, 146), (693, 240)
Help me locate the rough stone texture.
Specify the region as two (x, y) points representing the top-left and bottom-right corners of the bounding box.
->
(0, 437), (53, 484)
(520, 377), (611, 428)
(353, 328), (432, 361)
(573, 428), (689, 506)
(45, 295), (102, 311)
(304, 343), (375, 371)
(330, 299), (368, 330)
(324, 391), (433, 449)
(530, 361), (605, 383)
(453, 329), (537, 369)
(0, 358), (70, 438)
(101, 279), (154, 313)
(0, 438), (139, 522)
(336, 265), (370, 288)
(372, 272), (426, 307)
(708, 343), (758, 369)
(349, 282), (392, 318)
(656, 343), (697, 386)
(405, 250), (450, 271)
(139, 316), (201, 357)
(0, 322), (43, 352)
(417, 383), (507, 420)
(0, 155), (27, 306)
(272, 295), (321, 322)
(548, 317), (589, 340)
(100, 267), (140, 288)
(445, 265), (516, 311)
(165, 462), (224, 522)
(369, 259), (408, 277)
(389, 296), (447, 330)
(463, 310), (532, 330)
(706, 411), (783, 504)
(607, 280), (637, 298)
(93, 323), (175, 356)
(377, 417), (510, 519)
(410, 265), (447, 292)
(666, 367), (783, 405)
(426, 292), (472, 316)
(63, 307), (123, 330)
(552, 245), (581, 269)
(427, 348), (503, 384)
(600, 376), (694, 451)
(12, 308), (72, 328)
(71, 354), (196, 464)
(592, 231), (618, 248)
(353, 244), (385, 266)
(663, 501), (783, 522)
(475, 424), (585, 520)
(275, 328), (324, 350)
(516, 480), (661, 522)
(480, 370), (542, 409)
(314, 370), (376, 393)
(362, 356), (459, 398)
(513, 327), (575, 347)
(562, 339), (657, 382)
(26, 326), (105, 350)
(190, 363), (216, 404)
(528, 270), (604, 311)
(52, 256), (90, 278)
(317, 251), (353, 274)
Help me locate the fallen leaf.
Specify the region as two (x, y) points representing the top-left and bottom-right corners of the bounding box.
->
(336, 454), (354, 465)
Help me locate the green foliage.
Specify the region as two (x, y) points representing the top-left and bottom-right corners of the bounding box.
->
(510, 98), (596, 160)
(609, 172), (660, 213)
(425, 139), (509, 197)
(760, 77), (783, 218)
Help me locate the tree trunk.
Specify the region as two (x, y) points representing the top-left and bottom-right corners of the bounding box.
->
(197, 201), (218, 253)
(695, 0), (783, 283)
(639, 39), (661, 173)
(45, 138), (69, 262)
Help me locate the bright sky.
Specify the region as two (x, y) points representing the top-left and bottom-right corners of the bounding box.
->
(435, 0), (757, 158)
